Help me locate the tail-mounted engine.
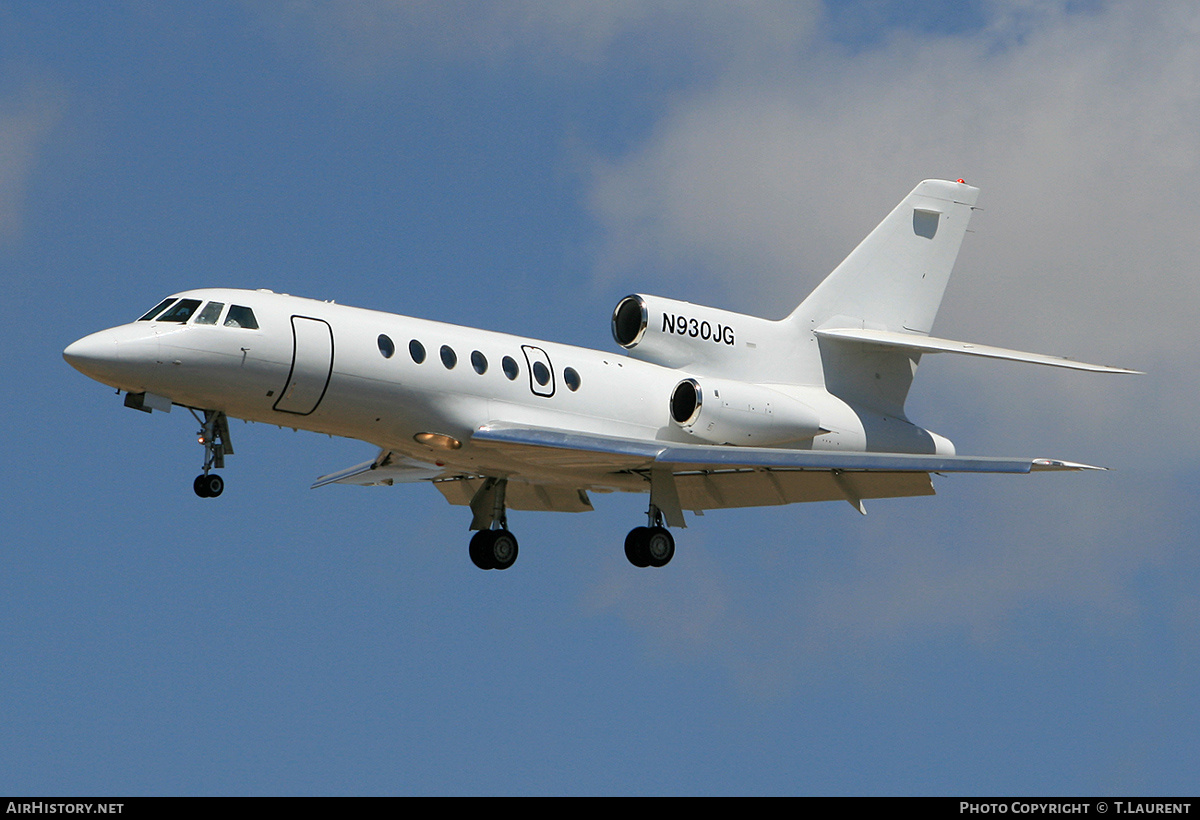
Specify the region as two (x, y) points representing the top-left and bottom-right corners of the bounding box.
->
(669, 377), (824, 446)
(612, 294), (785, 374)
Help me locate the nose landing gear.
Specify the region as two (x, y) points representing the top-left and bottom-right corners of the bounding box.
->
(190, 409), (232, 498)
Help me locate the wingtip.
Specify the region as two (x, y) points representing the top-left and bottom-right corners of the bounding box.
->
(1031, 459), (1108, 472)
(1092, 365), (1144, 375)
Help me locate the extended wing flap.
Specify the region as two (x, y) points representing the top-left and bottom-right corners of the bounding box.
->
(433, 476), (594, 513)
(311, 450), (446, 488)
(815, 327), (1141, 374)
(675, 469), (934, 511)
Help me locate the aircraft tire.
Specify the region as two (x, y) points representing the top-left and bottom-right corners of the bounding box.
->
(624, 527), (651, 568)
(469, 531), (495, 570)
(194, 474), (224, 498)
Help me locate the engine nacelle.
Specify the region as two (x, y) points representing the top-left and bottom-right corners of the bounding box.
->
(669, 377), (823, 446)
(612, 294), (785, 373)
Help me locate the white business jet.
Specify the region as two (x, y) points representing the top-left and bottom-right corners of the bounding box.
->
(64, 180), (1135, 571)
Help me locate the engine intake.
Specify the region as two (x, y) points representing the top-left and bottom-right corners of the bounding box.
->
(612, 295), (649, 348)
(611, 293), (784, 374)
(669, 377), (823, 446)
(670, 378), (702, 426)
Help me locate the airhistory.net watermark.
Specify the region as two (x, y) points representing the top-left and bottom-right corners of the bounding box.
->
(6, 804), (123, 814)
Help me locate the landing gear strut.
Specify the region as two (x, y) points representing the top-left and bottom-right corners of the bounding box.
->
(190, 409), (232, 498)
(467, 477), (519, 570)
(625, 503), (675, 568)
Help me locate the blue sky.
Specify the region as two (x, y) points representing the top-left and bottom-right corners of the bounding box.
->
(3, 0), (1198, 795)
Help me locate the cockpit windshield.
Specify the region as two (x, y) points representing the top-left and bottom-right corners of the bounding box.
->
(156, 299), (202, 323)
(137, 298), (176, 321)
(194, 301), (225, 325)
(135, 296), (258, 329)
(224, 305), (258, 329)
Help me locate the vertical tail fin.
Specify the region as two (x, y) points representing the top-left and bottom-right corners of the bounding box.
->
(787, 180), (979, 416)
(787, 179), (979, 333)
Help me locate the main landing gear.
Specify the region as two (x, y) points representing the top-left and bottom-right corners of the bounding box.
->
(469, 528), (519, 571)
(463, 478), (676, 571)
(624, 502), (675, 568)
(467, 477), (519, 571)
(190, 409), (232, 498)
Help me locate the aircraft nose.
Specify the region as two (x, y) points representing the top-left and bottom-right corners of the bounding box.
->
(63, 326), (159, 388)
(63, 330), (116, 375)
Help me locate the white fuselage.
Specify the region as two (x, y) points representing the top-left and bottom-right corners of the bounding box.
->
(64, 288), (947, 489)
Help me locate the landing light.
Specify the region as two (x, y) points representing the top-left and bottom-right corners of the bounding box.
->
(414, 432), (462, 450)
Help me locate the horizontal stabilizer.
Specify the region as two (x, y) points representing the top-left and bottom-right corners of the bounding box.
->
(815, 327), (1141, 374)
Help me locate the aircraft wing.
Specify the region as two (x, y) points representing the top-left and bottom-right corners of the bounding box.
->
(471, 422), (1101, 473)
(468, 422), (1102, 521)
(315, 424), (1101, 521)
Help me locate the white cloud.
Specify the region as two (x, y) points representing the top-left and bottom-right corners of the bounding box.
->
(578, 0), (1200, 693)
(589, 2), (1200, 331)
(587, 0), (1200, 466)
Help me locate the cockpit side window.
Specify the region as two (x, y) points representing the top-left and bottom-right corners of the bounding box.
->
(224, 305), (259, 329)
(137, 298), (176, 321)
(157, 299), (202, 323)
(194, 301), (225, 325)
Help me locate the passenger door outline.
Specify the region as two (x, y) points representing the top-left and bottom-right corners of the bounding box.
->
(274, 316), (334, 415)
